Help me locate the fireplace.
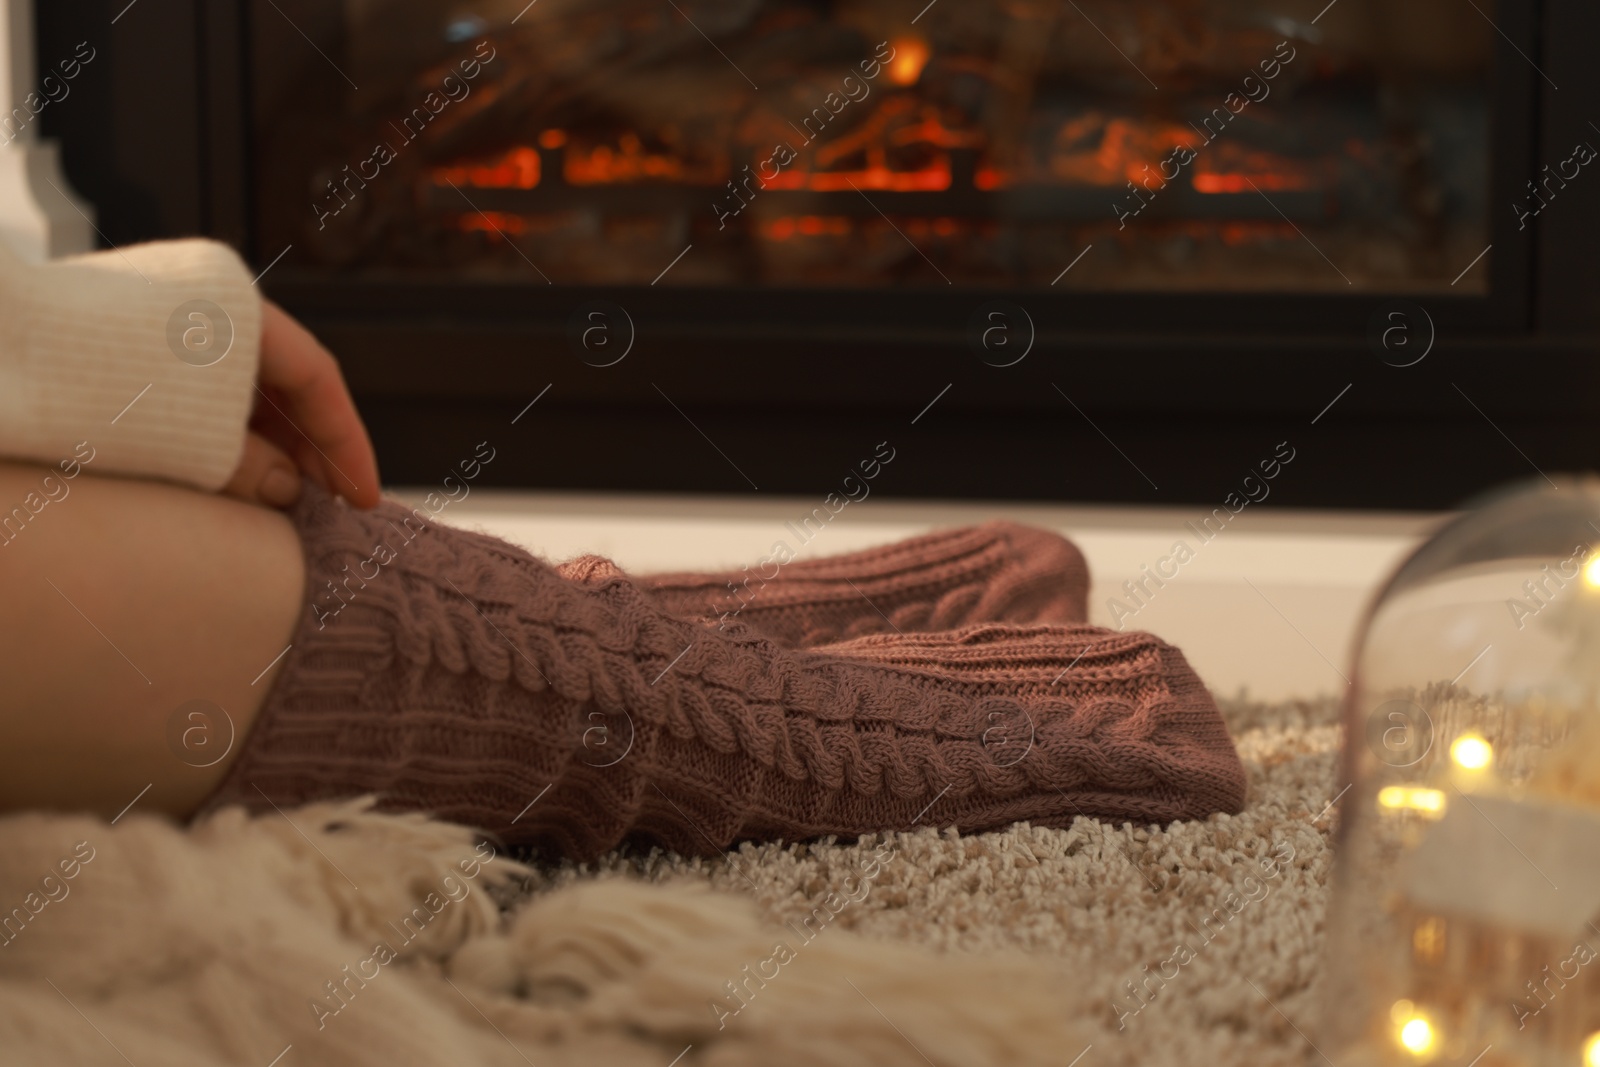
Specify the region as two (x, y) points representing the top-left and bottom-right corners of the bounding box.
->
(35, 0), (1600, 508)
(260, 1), (1497, 294)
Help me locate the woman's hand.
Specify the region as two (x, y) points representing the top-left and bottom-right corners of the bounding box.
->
(221, 299), (381, 510)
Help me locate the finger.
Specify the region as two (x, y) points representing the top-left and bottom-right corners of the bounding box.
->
(256, 302), (378, 506)
(294, 438), (333, 493)
(220, 431), (303, 510)
(249, 390), (333, 494)
(257, 299), (382, 508)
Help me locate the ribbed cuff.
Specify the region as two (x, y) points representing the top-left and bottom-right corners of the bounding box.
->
(0, 238), (261, 490)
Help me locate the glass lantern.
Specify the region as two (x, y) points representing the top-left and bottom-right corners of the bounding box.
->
(1324, 477), (1600, 1067)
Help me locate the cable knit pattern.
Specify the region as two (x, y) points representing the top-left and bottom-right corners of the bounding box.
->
(633, 522), (1089, 647)
(201, 487), (1246, 861)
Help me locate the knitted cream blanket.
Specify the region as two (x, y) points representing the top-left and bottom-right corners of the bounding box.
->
(0, 695), (1337, 1066)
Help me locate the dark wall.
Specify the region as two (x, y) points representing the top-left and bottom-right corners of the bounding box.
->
(38, 1), (204, 243)
(37, 1), (250, 246)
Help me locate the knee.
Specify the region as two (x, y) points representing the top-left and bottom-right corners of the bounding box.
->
(0, 459), (305, 819)
(0, 461), (93, 585)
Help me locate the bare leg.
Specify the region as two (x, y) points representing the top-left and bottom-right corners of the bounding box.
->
(0, 462), (1248, 859)
(0, 461), (303, 820)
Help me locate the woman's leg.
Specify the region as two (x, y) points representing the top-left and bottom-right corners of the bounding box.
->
(0, 460), (302, 820)
(632, 521), (1090, 647)
(0, 463), (1246, 859)
(201, 483), (1245, 861)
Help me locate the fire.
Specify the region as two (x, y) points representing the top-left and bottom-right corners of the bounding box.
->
(805, 164), (950, 192)
(426, 100), (1326, 246)
(763, 214), (959, 242)
(432, 146), (540, 189)
(763, 215), (851, 240)
(800, 97), (977, 191)
(1191, 143), (1316, 194)
(886, 37), (930, 86)
(1047, 115), (1197, 186)
(1192, 156), (1313, 194)
(457, 210), (527, 235)
(1192, 171), (1308, 193)
(565, 131), (695, 185)
(1037, 112), (1318, 197)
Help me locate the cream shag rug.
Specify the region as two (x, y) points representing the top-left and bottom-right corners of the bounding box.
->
(522, 693), (1343, 1066)
(0, 695), (1341, 1066)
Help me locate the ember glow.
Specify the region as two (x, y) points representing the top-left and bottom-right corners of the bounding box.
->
(278, 0), (1494, 290)
(431, 109), (1315, 195)
(565, 132), (696, 185)
(886, 37), (930, 86)
(458, 210), (527, 234)
(432, 146), (540, 190)
(430, 102), (1321, 239)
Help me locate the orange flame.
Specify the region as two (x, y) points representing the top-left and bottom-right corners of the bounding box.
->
(886, 37), (930, 86)
(565, 132), (692, 185)
(764, 215), (853, 240)
(433, 146), (541, 189)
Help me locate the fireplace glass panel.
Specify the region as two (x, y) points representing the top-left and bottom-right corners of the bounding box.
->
(252, 0), (1496, 292)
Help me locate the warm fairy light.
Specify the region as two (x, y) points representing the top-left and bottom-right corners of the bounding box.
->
(1450, 733), (1493, 771)
(538, 129), (567, 149)
(886, 37), (930, 85)
(1386, 1003), (1439, 1060)
(1377, 786), (1447, 817)
(1397, 1012), (1436, 1056)
(1411, 917), (1446, 964)
(1583, 1031), (1600, 1067)
(1584, 553), (1600, 588)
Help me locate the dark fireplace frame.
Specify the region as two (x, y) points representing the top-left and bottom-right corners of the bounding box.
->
(38, 0), (1600, 510)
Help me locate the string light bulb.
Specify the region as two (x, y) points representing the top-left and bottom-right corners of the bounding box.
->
(1377, 786), (1447, 817)
(1450, 733), (1493, 771)
(1398, 1014), (1436, 1057)
(1327, 484), (1600, 1067)
(1389, 1002), (1437, 1058)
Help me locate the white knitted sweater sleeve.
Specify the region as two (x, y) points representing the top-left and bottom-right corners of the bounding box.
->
(0, 237), (261, 491)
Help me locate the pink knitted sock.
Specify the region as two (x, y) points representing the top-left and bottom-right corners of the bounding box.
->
(200, 488), (1245, 860)
(624, 522), (1090, 648)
